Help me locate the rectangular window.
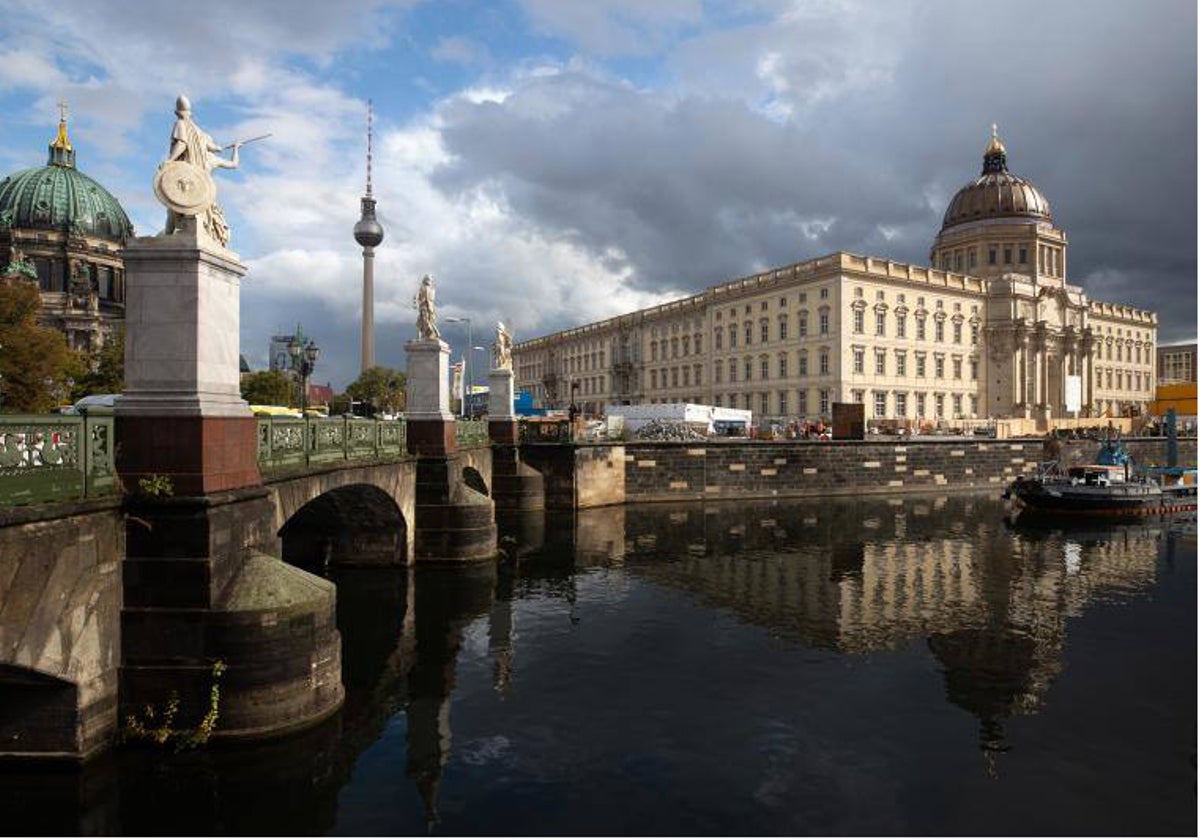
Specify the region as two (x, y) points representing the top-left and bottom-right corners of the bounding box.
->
(1019, 247), (1027, 264)
(874, 392), (887, 418)
(935, 356), (945, 378)
(714, 363), (722, 384)
(798, 389), (808, 415)
(935, 394), (945, 418)
(854, 349), (865, 374)
(778, 317), (788, 341)
(798, 315), (808, 337)
(745, 323), (753, 345)
(819, 350), (830, 375)
(896, 352), (907, 377)
(760, 357), (769, 380)
(798, 353), (808, 376)
(1003, 247), (1012, 264)
(988, 248), (997, 265)
(651, 370), (658, 389)
(896, 315), (906, 338)
(916, 393), (926, 417)
(971, 323), (979, 345)
(953, 322), (962, 344)
(819, 312), (830, 335)
(875, 351), (886, 375)
(682, 367), (690, 387)
(968, 249), (977, 269)
(953, 358), (962, 379)
(970, 359), (978, 380)
(745, 359), (753, 381)
(953, 394), (963, 416)
(917, 318), (926, 341)
(760, 321), (770, 343)
(895, 392), (908, 417)
(819, 389), (830, 415)
(875, 312), (886, 336)
(671, 368), (679, 387)
(853, 310), (864, 334)
(969, 394), (978, 415)
(935, 320), (945, 343)
(729, 359), (737, 383)
(778, 354), (788, 378)
(820, 288), (829, 300)
(916, 354), (926, 378)
(714, 329), (722, 350)
(778, 390), (788, 415)
(852, 389), (864, 404)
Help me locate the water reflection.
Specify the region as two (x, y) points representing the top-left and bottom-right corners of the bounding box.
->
(0, 495), (1192, 835)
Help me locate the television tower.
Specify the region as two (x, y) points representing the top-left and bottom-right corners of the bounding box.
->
(353, 100), (384, 372)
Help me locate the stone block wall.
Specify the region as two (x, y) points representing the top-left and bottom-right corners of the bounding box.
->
(617, 439), (1045, 503)
(0, 500), (124, 760)
(1054, 436), (1197, 471)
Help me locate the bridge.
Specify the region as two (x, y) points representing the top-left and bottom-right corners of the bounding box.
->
(0, 412), (554, 761)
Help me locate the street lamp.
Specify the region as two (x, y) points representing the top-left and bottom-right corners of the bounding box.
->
(470, 345), (488, 418)
(288, 332), (320, 414)
(444, 316), (472, 419)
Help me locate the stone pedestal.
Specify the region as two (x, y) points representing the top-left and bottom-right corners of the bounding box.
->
(116, 222), (259, 495)
(406, 339), (457, 456)
(488, 367), (518, 445)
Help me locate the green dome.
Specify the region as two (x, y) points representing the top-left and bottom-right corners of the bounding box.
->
(0, 124), (133, 243)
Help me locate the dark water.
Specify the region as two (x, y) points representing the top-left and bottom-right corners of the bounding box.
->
(3, 494), (1196, 835)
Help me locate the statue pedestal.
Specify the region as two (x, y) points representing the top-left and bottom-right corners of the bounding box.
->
(115, 223), (259, 495)
(488, 368), (517, 444)
(406, 338), (456, 455)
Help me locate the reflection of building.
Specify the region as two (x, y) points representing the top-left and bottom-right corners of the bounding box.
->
(0, 107), (133, 352)
(514, 130), (1156, 426)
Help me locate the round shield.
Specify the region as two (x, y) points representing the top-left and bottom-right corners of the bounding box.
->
(153, 160), (215, 216)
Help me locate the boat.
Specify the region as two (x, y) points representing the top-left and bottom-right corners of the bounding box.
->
(1003, 433), (1197, 519)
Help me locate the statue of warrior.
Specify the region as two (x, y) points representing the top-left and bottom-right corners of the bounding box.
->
(415, 275), (440, 341)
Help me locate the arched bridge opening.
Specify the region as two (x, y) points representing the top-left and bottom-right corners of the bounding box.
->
(0, 665), (79, 756)
(463, 466), (490, 498)
(279, 484), (408, 575)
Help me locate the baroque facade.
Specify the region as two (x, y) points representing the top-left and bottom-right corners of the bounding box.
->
(0, 109), (133, 353)
(514, 131), (1156, 426)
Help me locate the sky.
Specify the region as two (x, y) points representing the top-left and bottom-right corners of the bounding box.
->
(0, 0), (1195, 391)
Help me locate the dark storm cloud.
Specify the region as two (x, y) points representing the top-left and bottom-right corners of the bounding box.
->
(432, 0), (1196, 341)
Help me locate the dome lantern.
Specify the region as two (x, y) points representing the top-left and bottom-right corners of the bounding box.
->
(939, 127), (1052, 232)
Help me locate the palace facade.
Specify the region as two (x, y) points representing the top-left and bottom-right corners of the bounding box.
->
(513, 131), (1156, 427)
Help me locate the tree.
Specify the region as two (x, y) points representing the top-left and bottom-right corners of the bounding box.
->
(345, 366), (406, 415)
(0, 278), (83, 412)
(72, 326), (125, 399)
(240, 369), (295, 406)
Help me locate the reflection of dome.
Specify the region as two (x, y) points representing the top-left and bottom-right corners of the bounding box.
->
(0, 117), (133, 243)
(940, 126), (1052, 232)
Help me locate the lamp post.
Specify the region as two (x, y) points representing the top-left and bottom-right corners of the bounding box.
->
(287, 332), (320, 414)
(444, 316), (472, 419)
(470, 344), (488, 418)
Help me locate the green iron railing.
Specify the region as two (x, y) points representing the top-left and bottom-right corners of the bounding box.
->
(455, 419), (490, 448)
(0, 414), (116, 506)
(256, 416), (407, 472)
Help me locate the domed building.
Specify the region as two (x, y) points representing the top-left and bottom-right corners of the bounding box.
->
(510, 126), (1157, 429)
(0, 107), (133, 353)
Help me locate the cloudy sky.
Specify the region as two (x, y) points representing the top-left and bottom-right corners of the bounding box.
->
(1, 0), (1195, 390)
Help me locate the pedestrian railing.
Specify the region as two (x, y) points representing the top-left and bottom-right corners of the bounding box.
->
(455, 419), (490, 448)
(519, 418), (573, 444)
(257, 416), (407, 472)
(0, 414), (117, 506)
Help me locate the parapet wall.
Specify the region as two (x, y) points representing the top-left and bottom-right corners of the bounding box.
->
(618, 439), (1046, 503)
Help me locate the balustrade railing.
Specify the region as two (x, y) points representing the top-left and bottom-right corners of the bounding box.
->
(257, 416), (407, 472)
(0, 414), (116, 506)
(455, 419), (490, 448)
(519, 418), (573, 444)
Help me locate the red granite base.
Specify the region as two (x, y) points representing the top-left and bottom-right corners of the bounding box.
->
(489, 419), (518, 445)
(116, 415), (262, 496)
(406, 419), (457, 456)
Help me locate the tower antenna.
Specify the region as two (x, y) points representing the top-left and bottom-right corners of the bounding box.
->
(366, 99), (374, 198)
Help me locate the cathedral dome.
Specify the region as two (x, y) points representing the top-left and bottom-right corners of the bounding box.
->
(940, 127), (1052, 232)
(0, 117), (133, 243)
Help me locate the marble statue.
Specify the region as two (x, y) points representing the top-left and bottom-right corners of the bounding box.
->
(415, 275), (440, 341)
(493, 321), (513, 370)
(155, 94), (242, 247)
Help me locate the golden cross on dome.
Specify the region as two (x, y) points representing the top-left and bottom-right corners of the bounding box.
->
(991, 122), (998, 140)
(58, 100), (69, 123)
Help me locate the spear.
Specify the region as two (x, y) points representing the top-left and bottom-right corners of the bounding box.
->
(222, 133), (272, 150)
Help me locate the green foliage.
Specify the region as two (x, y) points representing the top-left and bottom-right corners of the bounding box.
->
(0, 279), (84, 412)
(241, 369), (295, 407)
(329, 393), (352, 415)
(120, 660), (226, 751)
(137, 474), (174, 497)
(72, 327), (125, 399)
(345, 366), (406, 415)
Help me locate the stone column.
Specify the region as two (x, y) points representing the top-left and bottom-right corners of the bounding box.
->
(116, 218), (259, 495)
(405, 338), (457, 456)
(487, 367), (517, 445)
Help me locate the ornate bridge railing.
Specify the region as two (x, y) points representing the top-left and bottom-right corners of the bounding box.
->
(455, 419), (490, 448)
(519, 418), (573, 444)
(257, 417), (407, 473)
(0, 414), (117, 506)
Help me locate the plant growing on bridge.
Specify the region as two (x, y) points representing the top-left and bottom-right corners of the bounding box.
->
(137, 474), (174, 497)
(120, 659), (226, 751)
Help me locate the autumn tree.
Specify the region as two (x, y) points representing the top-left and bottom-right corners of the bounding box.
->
(0, 278), (83, 413)
(72, 326), (125, 399)
(241, 369), (296, 406)
(345, 366), (406, 415)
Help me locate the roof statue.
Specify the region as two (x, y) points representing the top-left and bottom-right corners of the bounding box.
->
(493, 321), (513, 370)
(154, 94), (269, 248)
(415, 275), (440, 341)
(2, 244), (36, 281)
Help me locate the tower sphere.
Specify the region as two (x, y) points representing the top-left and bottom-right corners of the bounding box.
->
(354, 210), (383, 247)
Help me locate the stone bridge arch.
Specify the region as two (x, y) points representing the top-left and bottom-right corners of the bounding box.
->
(266, 461), (419, 568)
